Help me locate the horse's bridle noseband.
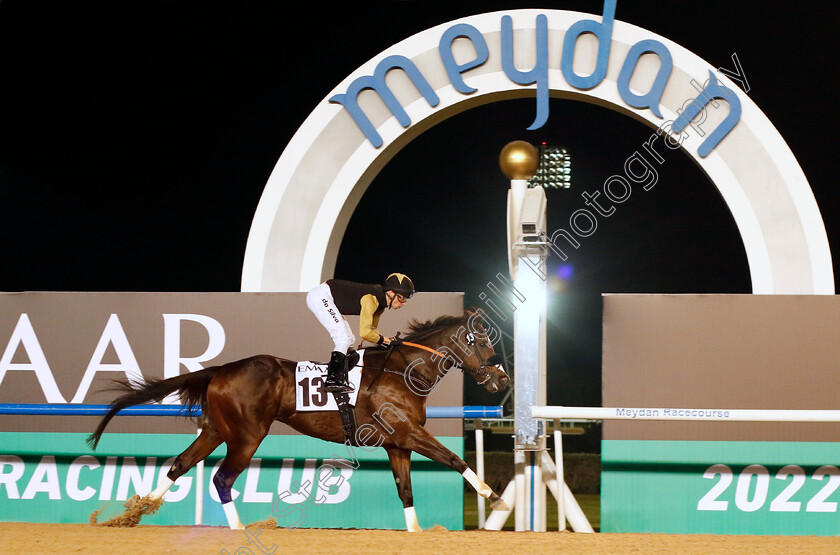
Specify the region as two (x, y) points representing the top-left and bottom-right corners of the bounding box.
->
(463, 332), (504, 384)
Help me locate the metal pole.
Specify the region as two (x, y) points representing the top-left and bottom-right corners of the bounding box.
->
(514, 449), (526, 531)
(475, 418), (486, 529)
(195, 427), (204, 525)
(500, 141), (545, 532)
(541, 455), (594, 533)
(553, 418), (565, 531)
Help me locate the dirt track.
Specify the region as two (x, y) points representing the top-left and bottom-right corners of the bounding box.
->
(4, 522), (839, 554)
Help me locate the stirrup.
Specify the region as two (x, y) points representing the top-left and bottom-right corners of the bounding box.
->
(324, 379), (354, 393)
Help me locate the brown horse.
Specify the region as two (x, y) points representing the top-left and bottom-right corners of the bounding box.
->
(88, 309), (510, 531)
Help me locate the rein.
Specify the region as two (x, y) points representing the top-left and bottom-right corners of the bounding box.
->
(361, 327), (503, 391)
(360, 341), (450, 392)
(362, 348), (432, 392)
(399, 341), (447, 358)
(395, 339), (497, 386)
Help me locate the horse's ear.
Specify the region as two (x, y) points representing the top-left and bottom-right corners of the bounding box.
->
(464, 308), (493, 334)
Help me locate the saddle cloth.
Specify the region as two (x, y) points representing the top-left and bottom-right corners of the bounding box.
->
(294, 350), (364, 411)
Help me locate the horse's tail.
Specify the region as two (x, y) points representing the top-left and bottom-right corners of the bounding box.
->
(86, 368), (219, 450)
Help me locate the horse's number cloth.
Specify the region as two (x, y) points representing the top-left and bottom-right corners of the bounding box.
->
(295, 350), (364, 411)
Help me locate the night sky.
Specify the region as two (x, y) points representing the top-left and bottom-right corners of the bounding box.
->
(0, 1), (836, 407)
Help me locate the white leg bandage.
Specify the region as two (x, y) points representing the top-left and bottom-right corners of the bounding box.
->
(462, 468), (492, 498)
(222, 501), (245, 530)
(149, 477), (175, 501)
(404, 506), (422, 532)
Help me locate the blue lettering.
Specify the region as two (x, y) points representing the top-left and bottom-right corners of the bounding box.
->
(330, 6), (724, 156)
(617, 39), (673, 118)
(672, 71), (742, 157)
(560, 0), (617, 90)
(657, 120), (688, 150)
(501, 14), (549, 130)
(329, 55), (440, 148)
(438, 23), (489, 95)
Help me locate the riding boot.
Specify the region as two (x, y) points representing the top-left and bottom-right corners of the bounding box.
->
(324, 351), (353, 393)
(345, 349), (360, 371)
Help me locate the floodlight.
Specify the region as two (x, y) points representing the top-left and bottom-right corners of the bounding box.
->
(527, 145), (571, 189)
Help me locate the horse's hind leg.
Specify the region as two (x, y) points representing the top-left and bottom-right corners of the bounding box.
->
(213, 437), (266, 530)
(149, 421), (223, 501)
(386, 447), (422, 532)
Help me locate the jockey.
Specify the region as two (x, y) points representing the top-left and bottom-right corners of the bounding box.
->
(306, 273), (415, 393)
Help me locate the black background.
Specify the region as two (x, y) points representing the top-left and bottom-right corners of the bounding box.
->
(1, 1), (836, 407)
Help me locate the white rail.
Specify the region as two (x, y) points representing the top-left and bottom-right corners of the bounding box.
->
(532, 406), (840, 422)
(527, 405), (840, 533)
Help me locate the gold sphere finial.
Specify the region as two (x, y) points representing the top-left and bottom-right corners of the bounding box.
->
(499, 140), (539, 180)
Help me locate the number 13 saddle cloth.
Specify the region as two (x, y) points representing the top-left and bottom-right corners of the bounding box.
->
(294, 350), (365, 411)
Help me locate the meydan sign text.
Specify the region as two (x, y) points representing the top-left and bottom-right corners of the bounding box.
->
(329, 0), (740, 158)
(242, 5), (832, 295)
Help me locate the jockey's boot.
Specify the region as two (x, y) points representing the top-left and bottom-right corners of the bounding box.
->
(345, 349), (360, 371)
(324, 351), (353, 393)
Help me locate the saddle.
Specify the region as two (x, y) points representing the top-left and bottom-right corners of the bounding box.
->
(294, 350), (363, 445)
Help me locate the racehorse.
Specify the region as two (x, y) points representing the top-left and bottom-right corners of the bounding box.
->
(87, 309), (510, 531)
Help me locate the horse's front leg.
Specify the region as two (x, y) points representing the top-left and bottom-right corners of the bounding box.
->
(386, 447), (422, 532)
(401, 425), (509, 511)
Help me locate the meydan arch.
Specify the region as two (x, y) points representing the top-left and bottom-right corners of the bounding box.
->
(240, 8), (834, 294)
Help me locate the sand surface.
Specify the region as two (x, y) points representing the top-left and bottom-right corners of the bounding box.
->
(3, 522), (839, 554)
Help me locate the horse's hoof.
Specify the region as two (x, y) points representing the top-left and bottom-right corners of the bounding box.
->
(123, 494), (140, 509)
(490, 496), (509, 511)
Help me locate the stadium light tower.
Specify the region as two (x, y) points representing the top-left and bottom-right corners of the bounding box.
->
(485, 141), (591, 534)
(528, 144), (572, 190)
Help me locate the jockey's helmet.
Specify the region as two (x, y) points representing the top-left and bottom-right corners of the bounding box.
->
(384, 273), (415, 299)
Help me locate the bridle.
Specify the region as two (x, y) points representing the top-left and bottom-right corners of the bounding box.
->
(400, 333), (504, 386)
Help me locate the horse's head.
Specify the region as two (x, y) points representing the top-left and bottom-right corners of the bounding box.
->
(458, 328), (510, 393)
(456, 310), (510, 393)
(401, 309), (510, 394)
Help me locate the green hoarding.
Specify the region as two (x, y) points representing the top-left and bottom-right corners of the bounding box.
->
(0, 432), (464, 530)
(602, 440), (840, 536)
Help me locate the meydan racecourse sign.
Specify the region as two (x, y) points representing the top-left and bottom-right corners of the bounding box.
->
(241, 3), (834, 295)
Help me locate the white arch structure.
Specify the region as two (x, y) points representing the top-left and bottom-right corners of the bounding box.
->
(241, 9), (833, 294)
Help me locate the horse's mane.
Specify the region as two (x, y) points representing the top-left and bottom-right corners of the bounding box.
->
(401, 312), (471, 342)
